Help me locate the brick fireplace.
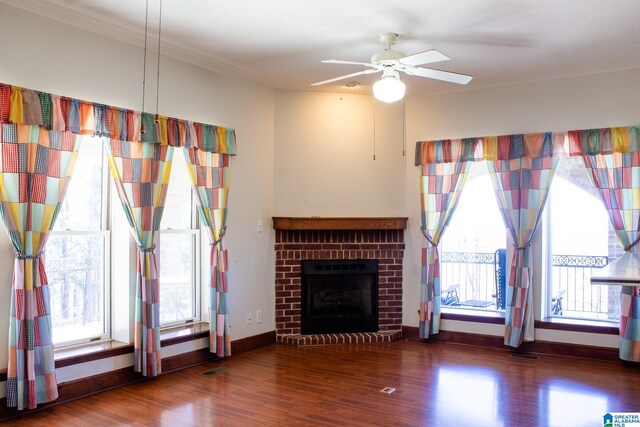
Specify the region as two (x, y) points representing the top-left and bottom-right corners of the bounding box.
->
(273, 217), (407, 345)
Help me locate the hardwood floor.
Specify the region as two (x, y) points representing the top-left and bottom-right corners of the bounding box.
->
(5, 339), (640, 426)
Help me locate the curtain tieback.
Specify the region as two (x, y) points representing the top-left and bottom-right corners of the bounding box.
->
(14, 249), (43, 260)
(137, 244), (156, 253)
(514, 243), (531, 251)
(420, 228), (437, 247)
(211, 226), (227, 248)
(624, 235), (640, 252)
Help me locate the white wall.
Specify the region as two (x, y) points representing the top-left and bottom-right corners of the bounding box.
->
(274, 91), (406, 216)
(404, 67), (640, 346)
(0, 2), (275, 375)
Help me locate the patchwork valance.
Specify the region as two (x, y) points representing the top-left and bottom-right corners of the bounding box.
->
(415, 126), (640, 165)
(0, 83), (236, 154)
(568, 126), (640, 156)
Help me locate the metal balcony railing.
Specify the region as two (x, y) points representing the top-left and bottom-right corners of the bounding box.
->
(440, 251), (618, 320)
(440, 251), (498, 307)
(551, 254), (619, 320)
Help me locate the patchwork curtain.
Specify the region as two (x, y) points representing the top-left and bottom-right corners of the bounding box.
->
(183, 148), (231, 356)
(570, 127), (640, 361)
(415, 133), (565, 347)
(419, 161), (470, 338)
(0, 123), (80, 409)
(106, 140), (174, 376)
(0, 82), (236, 407)
(488, 151), (558, 347)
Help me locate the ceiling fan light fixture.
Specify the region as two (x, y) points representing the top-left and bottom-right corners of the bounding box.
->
(373, 69), (405, 103)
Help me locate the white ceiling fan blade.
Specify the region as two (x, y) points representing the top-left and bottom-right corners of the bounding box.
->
(322, 59), (377, 67)
(399, 49), (450, 66)
(404, 67), (473, 84)
(311, 69), (381, 86)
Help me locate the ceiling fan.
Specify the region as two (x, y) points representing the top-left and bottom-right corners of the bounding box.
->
(311, 33), (473, 102)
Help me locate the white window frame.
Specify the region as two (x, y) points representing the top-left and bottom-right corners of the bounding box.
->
(439, 161), (507, 313)
(541, 157), (619, 324)
(158, 149), (201, 328)
(49, 138), (111, 347)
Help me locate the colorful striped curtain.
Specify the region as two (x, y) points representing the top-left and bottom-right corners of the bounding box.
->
(183, 148), (231, 356)
(419, 161), (470, 338)
(106, 140), (174, 376)
(573, 128), (640, 361)
(488, 145), (558, 347)
(0, 82), (236, 406)
(0, 123), (80, 409)
(416, 133), (565, 347)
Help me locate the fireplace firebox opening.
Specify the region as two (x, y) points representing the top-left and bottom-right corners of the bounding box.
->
(301, 259), (379, 334)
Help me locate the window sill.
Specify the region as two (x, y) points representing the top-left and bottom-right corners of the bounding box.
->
(53, 322), (210, 369)
(535, 318), (619, 335)
(160, 322), (210, 346)
(441, 309), (620, 335)
(54, 340), (132, 368)
(441, 307), (505, 325)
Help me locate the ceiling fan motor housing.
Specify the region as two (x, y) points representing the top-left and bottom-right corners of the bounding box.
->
(370, 49), (405, 66)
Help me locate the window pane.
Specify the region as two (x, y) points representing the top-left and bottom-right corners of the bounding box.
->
(54, 137), (104, 231)
(159, 232), (196, 324)
(159, 149), (197, 326)
(440, 162), (506, 310)
(48, 136), (109, 346)
(548, 156), (621, 321)
(162, 150), (192, 230)
(48, 234), (107, 344)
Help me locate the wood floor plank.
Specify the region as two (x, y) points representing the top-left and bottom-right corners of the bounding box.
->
(4, 340), (640, 426)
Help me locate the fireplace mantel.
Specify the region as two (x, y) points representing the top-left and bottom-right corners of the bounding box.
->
(272, 217), (408, 230)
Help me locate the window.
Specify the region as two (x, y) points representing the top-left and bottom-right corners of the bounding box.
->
(440, 162), (507, 311)
(158, 149), (199, 326)
(544, 156), (621, 322)
(48, 137), (110, 346)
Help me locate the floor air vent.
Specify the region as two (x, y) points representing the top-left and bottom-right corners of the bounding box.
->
(201, 367), (229, 376)
(511, 353), (539, 360)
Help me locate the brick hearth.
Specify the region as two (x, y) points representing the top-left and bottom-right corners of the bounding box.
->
(277, 330), (403, 345)
(273, 218), (406, 345)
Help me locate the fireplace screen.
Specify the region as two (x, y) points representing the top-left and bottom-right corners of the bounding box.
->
(301, 259), (378, 334)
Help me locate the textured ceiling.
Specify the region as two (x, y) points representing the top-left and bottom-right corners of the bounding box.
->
(3, 0), (640, 96)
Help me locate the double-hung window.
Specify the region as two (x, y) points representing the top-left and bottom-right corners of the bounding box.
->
(158, 149), (200, 326)
(48, 137), (110, 346)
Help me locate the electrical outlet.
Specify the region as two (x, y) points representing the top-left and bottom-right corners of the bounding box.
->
(246, 312), (252, 324)
(256, 309), (262, 323)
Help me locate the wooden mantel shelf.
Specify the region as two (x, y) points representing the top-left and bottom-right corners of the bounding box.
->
(272, 217), (408, 230)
